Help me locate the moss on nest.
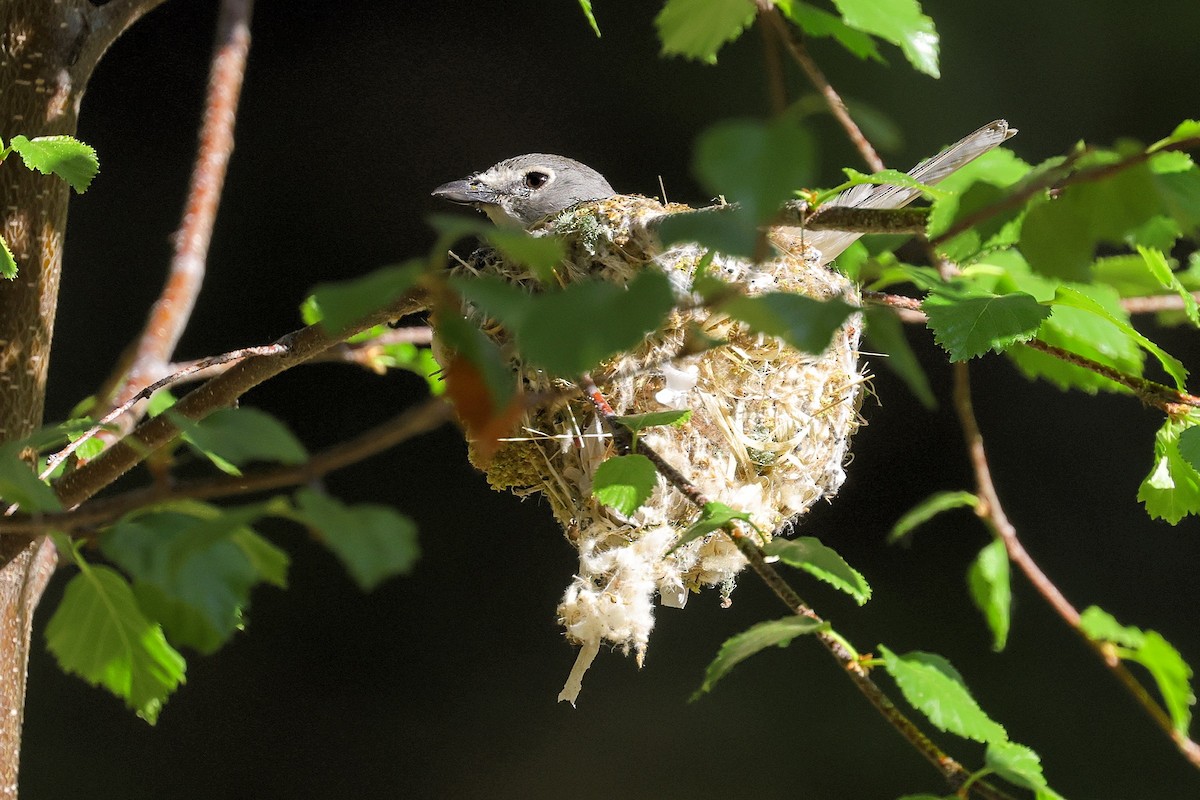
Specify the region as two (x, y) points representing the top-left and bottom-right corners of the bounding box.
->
(448, 194), (864, 702)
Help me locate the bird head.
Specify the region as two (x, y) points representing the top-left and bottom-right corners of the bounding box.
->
(432, 153), (616, 227)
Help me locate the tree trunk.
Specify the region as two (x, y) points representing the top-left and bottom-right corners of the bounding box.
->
(0, 2), (106, 794)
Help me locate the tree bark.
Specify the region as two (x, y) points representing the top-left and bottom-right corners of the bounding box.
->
(0, 1), (123, 794)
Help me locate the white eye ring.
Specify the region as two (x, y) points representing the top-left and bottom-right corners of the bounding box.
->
(524, 170), (551, 190)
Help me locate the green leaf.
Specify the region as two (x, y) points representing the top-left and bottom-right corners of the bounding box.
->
(1079, 605), (1145, 648)
(692, 616), (827, 699)
(294, 488), (420, 591)
(676, 501), (756, 549)
(1179, 426), (1200, 471)
(763, 537), (871, 605)
(577, 0), (601, 36)
(45, 561), (186, 723)
(1138, 245), (1200, 326)
(9, 134), (99, 192)
(230, 528), (289, 589)
(457, 269), (675, 377)
(0, 442), (62, 512)
(1006, 281), (1143, 395)
(172, 407), (307, 477)
(1151, 119), (1200, 150)
(878, 645), (1008, 743)
(308, 261), (423, 334)
(100, 507), (279, 654)
(1080, 606), (1195, 734)
(486, 229), (566, 283)
(777, 1), (882, 62)
(1140, 415), (1200, 524)
(923, 286), (1050, 361)
(986, 741), (1048, 792)
(694, 117), (817, 224)
(615, 409), (693, 434)
(1049, 286), (1187, 388)
(655, 0), (756, 64)
(830, 0), (939, 77)
(863, 306), (936, 409)
(724, 292), (857, 354)
(967, 539), (1011, 651)
(889, 490), (978, 542)
(592, 454), (658, 516)
(0, 233), (15, 279)
(656, 208), (759, 259)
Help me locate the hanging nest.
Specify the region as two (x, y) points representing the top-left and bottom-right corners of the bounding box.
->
(447, 194), (864, 702)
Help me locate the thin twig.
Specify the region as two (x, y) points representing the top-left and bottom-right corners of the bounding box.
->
(41, 344), (286, 479)
(102, 0), (254, 434)
(951, 362), (1200, 770)
(1123, 291), (1200, 315)
(861, 292), (1200, 412)
(1, 398), (451, 536)
(762, 8), (884, 172)
(581, 378), (1012, 799)
(51, 290), (428, 512)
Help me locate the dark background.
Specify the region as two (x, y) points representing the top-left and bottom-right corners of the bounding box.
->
(19, 1), (1200, 797)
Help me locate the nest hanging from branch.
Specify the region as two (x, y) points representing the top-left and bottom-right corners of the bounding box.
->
(448, 194), (864, 703)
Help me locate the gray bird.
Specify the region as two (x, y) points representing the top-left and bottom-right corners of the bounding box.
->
(432, 153), (616, 228)
(432, 121), (1015, 261)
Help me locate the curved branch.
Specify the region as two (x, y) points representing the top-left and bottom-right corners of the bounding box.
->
(952, 362), (1200, 770)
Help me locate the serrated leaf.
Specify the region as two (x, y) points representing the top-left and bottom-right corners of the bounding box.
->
(831, 0), (939, 77)
(1080, 605), (1195, 734)
(725, 292), (857, 354)
(777, 1), (882, 62)
(923, 286), (1050, 361)
(1050, 286), (1187, 389)
(694, 117), (817, 224)
(577, 0), (601, 36)
(968, 539), (1011, 651)
(864, 306), (936, 409)
(0, 233), (15, 279)
(45, 563), (186, 723)
(986, 741), (1048, 792)
(1179, 426), (1200, 471)
(676, 501), (756, 550)
(1138, 245), (1200, 326)
(10, 134), (99, 192)
(692, 616), (827, 699)
(889, 490), (979, 542)
(878, 645), (1007, 743)
(0, 442), (62, 512)
(615, 409), (693, 433)
(173, 407), (306, 476)
(100, 508), (273, 654)
(295, 488), (419, 591)
(308, 261), (423, 334)
(763, 537), (871, 605)
(655, 0), (756, 64)
(592, 454), (658, 516)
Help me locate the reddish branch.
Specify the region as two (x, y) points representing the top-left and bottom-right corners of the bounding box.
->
(103, 0), (254, 431)
(952, 363), (1200, 769)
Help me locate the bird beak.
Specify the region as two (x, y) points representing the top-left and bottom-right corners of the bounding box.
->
(431, 178), (500, 207)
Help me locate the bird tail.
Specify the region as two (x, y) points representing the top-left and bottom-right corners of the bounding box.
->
(803, 119), (1016, 264)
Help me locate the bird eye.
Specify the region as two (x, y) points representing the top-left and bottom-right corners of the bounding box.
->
(524, 171), (550, 190)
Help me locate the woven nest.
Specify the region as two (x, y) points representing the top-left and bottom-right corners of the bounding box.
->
(448, 195), (864, 702)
